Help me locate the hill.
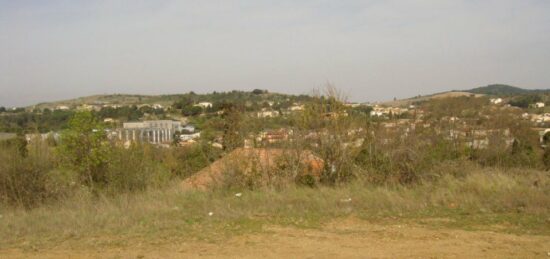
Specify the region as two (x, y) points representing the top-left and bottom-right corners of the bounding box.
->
(466, 84), (550, 96)
(380, 84), (550, 107)
(31, 94), (184, 110)
(29, 90), (309, 110)
(379, 91), (484, 107)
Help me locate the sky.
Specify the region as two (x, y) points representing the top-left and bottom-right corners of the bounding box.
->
(1, 0), (550, 107)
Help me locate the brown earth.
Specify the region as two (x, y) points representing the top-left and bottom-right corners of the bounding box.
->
(181, 148), (324, 190)
(3, 218), (549, 259)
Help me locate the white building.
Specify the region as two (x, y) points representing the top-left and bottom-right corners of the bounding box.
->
(55, 105), (70, 110)
(257, 110), (280, 118)
(179, 132), (201, 141)
(195, 102), (213, 109)
(535, 102), (545, 108)
(289, 104), (305, 111)
(152, 104), (164, 109)
(490, 98), (503, 104)
(121, 120), (183, 144)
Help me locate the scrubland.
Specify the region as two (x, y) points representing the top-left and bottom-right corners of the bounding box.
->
(1, 93), (550, 257)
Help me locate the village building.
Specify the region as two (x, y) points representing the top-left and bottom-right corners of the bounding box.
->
(257, 129), (292, 144)
(120, 120), (183, 144)
(194, 102), (213, 109)
(256, 109), (280, 118)
(55, 105), (70, 111)
(152, 104), (164, 109)
(289, 104), (305, 111)
(490, 98), (503, 104)
(370, 106), (408, 117)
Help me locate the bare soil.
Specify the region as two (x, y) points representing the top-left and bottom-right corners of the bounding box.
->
(2, 218), (549, 259)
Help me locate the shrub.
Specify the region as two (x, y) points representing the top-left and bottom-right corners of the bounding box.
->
(57, 111), (110, 190)
(105, 144), (171, 194)
(0, 139), (58, 208)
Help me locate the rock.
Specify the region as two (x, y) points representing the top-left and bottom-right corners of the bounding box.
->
(235, 193), (242, 197)
(208, 212), (213, 216)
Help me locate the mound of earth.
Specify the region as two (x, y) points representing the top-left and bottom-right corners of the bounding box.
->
(181, 148), (324, 190)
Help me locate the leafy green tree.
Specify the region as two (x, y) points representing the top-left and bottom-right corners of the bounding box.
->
(58, 111), (110, 190)
(182, 105), (202, 116)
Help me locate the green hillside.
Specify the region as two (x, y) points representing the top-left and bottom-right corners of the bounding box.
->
(467, 84), (549, 96)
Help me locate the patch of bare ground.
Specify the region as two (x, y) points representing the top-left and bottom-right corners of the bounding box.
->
(2, 217), (548, 259)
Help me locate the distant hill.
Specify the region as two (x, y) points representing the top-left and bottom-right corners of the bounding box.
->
(380, 91), (484, 107)
(28, 90), (311, 110)
(378, 84), (550, 107)
(466, 84), (550, 96)
(31, 94), (184, 110)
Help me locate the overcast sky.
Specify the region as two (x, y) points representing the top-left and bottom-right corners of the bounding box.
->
(1, 0), (549, 107)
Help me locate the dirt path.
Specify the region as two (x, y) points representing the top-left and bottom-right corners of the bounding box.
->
(3, 218), (549, 258)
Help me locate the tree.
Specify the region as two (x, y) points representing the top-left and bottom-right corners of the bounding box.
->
(58, 111), (110, 190)
(252, 89), (267, 95)
(182, 105), (202, 116)
(221, 103), (244, 151)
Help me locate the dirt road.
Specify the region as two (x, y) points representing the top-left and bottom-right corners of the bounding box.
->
(3, 218), (549, 258)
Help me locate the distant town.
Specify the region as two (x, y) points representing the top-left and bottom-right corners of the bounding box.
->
(2, 85), (550, 153)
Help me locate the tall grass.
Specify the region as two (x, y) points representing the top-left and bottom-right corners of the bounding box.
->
(1, 163), (548, 249)
(0, 139), (58, 208)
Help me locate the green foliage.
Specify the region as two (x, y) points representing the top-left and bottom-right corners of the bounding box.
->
(97, 105), (144, 121)
(0, 109), (74, 133)
(182, 105), (202, 116)
(58, 111), (110, 189)
(164, 143), (222, 178)
(252, 89), (268, 95)
(468, 84), (531, 96)
(509, 94), (542, 108)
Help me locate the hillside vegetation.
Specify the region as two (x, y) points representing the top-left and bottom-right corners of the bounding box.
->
(1, 87), (550, 256)
(467, 84), (550, 96)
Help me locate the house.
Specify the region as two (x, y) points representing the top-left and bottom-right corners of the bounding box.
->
(195, 102), (213, 109)
(490, 98), (503, 104)
(289, 104), (305, 111)
(77, 104), (101, 111)
(530, 113), (550, 123)
(181, 125), (196, 133)
(257, 129), (292, 143)
(535, 102), (545, 108)
(152, 104), (164, 109)
(25, 132), (60, 142)
(344, 103), (361, 108)
(370, 106), (408, 117)
(179, 132), (201, 141)
(257, 109), (280, 118)
(181, 148), (324, 190)
(55, 105), (70, 111)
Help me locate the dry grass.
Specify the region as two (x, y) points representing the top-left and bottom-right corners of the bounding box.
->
(1, 164), (548, 250)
